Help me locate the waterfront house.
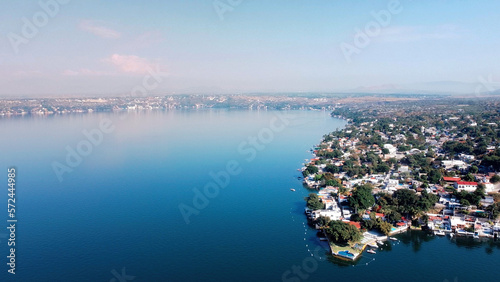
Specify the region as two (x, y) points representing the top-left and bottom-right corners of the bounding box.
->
(346, 221), (361, 230)
(310, 209), (342, 221)
(449, 216), (468, 231)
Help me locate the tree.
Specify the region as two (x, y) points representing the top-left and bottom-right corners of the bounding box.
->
(460, 199), (470, 206)
(463, 173), (475, 182)
(469, 166), (479, 174)
(377, 219), (393, 235)
(398, 145), (411, 152)
(428, 169), (442, 184)
(302, 165), (319, 177)
(349, 184), (375, 212)
(314, 216), (331, 228)
(491, 174), (500, 183)
(362, 219), (377, 230)
(305, 193), (325, 210)
(393, 189), (420, 218)
(314, 174), (323, 181)
(349, 213), (363, 222)
(385, 210), (402, 224)
(325, 164), (340, 174)
(418, 190), (439, 211)
(486, 203), (500, 219)
(326, 220), (361, 244)
(376, 163), (390, 173)
(421, 214), (429, 225)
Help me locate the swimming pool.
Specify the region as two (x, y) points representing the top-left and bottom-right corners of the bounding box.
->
(338, 250), (354, 258)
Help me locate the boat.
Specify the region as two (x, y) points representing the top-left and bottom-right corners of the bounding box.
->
(290, 188), (296, 192)
(319, 237), (328, 241)
(434, 230), (445, 236)
(367, 242), (378, 248)
(449, 233), (454, 238)
(389, 237), (398, 241)
(366, 249), (376, 254)
(473, 232), (480, 239)
(376, 240), (384, 246)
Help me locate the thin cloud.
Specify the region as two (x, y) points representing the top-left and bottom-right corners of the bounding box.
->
(79, 20), (121, 39)
(105, 54), (157, 74)
(134, 30), (165, 48)
(380, 25), (462, 42)
(61, 69), (112, 76)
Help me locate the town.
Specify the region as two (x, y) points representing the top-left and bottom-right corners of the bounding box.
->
(300, 98), (500, 261)
(0, 93), (438, 117)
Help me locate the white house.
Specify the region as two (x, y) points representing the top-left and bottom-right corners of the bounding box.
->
(383, 144), (397, 154)
(309, 209), (342, 221)
(442, 160), (467, 170)
(454, 181), (478, 192)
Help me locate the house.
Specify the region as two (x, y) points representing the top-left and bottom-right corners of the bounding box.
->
(443, 177), (461, 185)
(309, 209), (342, 221)
(454, 181), (478, 192)
(346, 221), (361, 230)
(480, 196), (494, 207)
(383, 144), (397, 154)
(449, 216), (468, 231)
(363, 211), (385, 220)
(459, 154), (475, 163)
(399, 166), (410, 173)
(442, 160), (467, 170)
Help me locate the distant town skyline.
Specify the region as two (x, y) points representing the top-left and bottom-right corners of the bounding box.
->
(1, 0), (500, 97)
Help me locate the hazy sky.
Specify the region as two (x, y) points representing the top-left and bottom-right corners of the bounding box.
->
(1, 0), (500, 97)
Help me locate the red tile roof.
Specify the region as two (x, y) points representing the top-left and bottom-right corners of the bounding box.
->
(456, 181), (477, 185)
(368, 211), (385, 218)
(443, 177), (461, 182)
(347, 221), (361, 229)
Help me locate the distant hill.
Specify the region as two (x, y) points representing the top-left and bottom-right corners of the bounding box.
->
(348, 81), (500, 95)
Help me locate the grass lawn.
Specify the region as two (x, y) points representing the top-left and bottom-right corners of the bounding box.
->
(329, 241), (362, 255)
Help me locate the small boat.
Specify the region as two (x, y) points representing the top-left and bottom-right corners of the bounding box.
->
(319, 237), (328, 241)
(389, 237), (398, 241)
(434, 230), (445, 236)
(366, 249), (376, 254)
(473, 232), (479, 239)
(449, 233), (454, 238)
(367, 242), (378, 248)
(290, 189), (296, 192)
(376, 240), (384, 246)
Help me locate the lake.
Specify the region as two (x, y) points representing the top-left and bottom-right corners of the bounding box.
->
(0, 110), (498, 281)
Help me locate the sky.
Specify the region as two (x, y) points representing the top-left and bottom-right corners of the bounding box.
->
(1, 0), (500, 97)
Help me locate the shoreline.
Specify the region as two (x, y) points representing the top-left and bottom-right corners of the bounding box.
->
(299, 106), (500, 261)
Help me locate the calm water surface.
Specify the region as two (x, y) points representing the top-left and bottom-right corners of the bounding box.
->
(0, 110), (498, 281)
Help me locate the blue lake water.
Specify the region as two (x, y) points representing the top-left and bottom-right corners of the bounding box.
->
(0, 110), (498, 281)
